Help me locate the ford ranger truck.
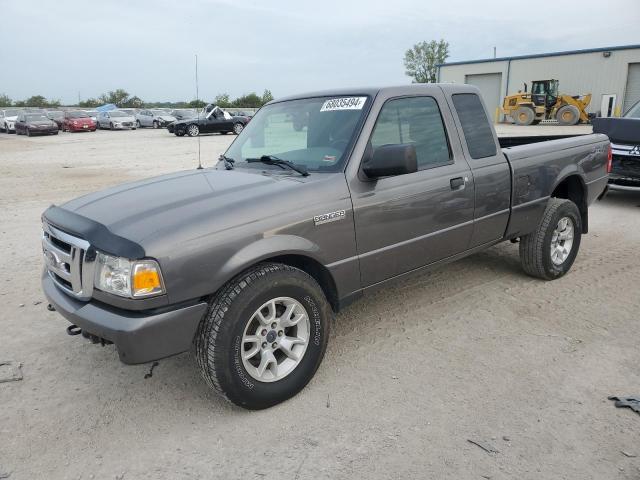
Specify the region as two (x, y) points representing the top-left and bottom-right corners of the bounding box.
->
(41, 84), (610, 409)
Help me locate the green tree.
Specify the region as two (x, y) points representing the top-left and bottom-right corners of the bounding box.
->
(232, 92), (263, 108)
(99, 89), (130, 106)
(403, 40), (449, 83)
(214, 93), (231, 107)
(187, 99), (207, 108)
(78, 98), (100, 108)
(122, 95), (144, 108)
(261, 89), (274, 104)
(23, 95), (48, 107)
(0, 93), (12, 107)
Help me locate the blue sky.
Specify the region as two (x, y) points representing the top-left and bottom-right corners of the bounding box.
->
(1, 0), (639, 104)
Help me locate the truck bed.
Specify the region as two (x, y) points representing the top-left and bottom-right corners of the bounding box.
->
(501, 134), (610, 239)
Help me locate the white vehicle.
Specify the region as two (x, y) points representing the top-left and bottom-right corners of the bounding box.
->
(1, 108), (21, 133)
(135, 109), (176, 128)
(96, 110), (137, 130)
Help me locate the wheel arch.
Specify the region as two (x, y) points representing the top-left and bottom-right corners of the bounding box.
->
(213, 236), (340, 313)
(550, 174), (588, 233)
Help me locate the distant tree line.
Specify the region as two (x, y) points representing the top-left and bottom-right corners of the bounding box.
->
(0, 89), (274, 109)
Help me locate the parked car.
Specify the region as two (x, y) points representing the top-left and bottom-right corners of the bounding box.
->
(96, 110), (137, 130)
(63, 111), (97, 132)
(135, 109), (177, 129)
(1, 108), (21, 133)
(171, 105), (248, 136)
(15, 112), (59, 136)
(84, 110), (98, 123)
(46, 111), (65, 130)
(41, 84), (610, 410)
(592, 100), (640, 190)
(169, 109), (197, 120)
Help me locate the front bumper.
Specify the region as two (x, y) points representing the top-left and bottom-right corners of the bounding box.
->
(42, 272), (208, 364)
(68, 124), (95, 132)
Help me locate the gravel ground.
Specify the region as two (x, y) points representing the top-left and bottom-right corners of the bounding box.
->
(0, 127), (639, 480)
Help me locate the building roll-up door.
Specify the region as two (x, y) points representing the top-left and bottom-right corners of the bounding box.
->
(623, 63), (640, 114)
(464, 73), (502, 119)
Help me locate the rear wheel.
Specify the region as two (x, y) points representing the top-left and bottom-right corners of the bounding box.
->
(187, 124), (199, 137)
(152, 120), (159, 129)
(556, 105), (580, 126)
(513, 107), (535, 126)
(519, 198), (582, 280)
(233, 122), (244, 135)
(194, 263), (331, 410)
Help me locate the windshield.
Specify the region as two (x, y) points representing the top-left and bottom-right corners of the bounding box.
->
(224, 96), (369, 172)
(68, 111), (89, 118)
(624, 100), (640, 119)
(152, 110), (169, 115)
(108, 111), (127, 117)
(26, 114), (49, 122)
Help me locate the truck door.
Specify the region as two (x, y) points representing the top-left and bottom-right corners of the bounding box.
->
(446, 92), (511, 247)
(350, 93), (475, 287)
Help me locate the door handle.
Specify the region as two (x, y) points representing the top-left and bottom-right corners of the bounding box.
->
(450, 177), (465, 190)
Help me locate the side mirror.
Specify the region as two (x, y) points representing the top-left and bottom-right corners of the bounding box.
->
(362, 143), (418, 178)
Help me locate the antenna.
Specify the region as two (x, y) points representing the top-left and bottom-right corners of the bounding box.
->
(195, 54), (203, 170)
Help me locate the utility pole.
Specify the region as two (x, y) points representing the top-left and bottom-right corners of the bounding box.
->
(493, 46), (497, 59)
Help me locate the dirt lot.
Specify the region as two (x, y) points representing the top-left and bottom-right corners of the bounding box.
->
(0, 127), (638, 480)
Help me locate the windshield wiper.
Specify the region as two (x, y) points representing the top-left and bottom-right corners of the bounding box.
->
(246, 155), (309, 176)
(219, 154), (235, 170)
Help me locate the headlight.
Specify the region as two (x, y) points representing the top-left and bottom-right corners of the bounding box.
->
(94, 252), (165, 298)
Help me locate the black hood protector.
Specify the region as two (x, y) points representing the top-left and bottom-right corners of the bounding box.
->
(43, 205), (146, 259)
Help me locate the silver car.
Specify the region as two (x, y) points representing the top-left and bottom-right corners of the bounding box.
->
(1, 108), (21, 133)
(96, 110), (137, 130)
(135, 109), (177, 129)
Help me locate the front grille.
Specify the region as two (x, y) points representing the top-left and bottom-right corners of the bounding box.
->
(122, 122), (132, 127)
(611, 155), (640, 178)
(42, 222), (94, 300)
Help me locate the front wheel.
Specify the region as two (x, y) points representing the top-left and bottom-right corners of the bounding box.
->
(110, 122), (114, 131)
(194, 263), (332, 410)
(187, 124), (199, 136)
(136, 120), (141, 128)
(519, 198), (582, 280)
(152, 120), (159, 129)
(233, 122), (244, 135)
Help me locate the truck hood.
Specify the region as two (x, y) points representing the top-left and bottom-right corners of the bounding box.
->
(59, 168), (310, 247)
(592, 117), (640, 144)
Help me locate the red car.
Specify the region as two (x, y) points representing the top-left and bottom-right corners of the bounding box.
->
(63, 111), (96, 132)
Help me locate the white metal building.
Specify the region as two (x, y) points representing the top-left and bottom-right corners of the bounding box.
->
(437, 44), (640, 120)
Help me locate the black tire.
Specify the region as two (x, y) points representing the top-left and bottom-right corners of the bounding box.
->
(110, 122), (114, 131)
(556, 105), (580, 126)
(152, 120), (159, 129)
(519, 198), (582, 280)
(194, 263), (332, 410)
(136, 120), (141, 128)
(513, 107), (535, 126)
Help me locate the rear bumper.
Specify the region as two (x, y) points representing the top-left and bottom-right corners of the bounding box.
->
(42, 272), (208, 364)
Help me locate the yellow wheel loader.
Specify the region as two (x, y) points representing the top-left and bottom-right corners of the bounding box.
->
(502, 79), (591, 126)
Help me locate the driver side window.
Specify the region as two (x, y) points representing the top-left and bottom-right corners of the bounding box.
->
(369, 96), (452, 170)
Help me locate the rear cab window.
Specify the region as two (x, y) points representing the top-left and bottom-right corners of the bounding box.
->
(451, 93), (497, 159)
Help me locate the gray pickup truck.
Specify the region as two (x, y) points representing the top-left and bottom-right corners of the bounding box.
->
(41, 84), (610, 409)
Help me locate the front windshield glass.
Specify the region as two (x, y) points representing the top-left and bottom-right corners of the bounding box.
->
(26, 114), (49, 121)
(624, 101), (640, 119)
(68, 111), (89, 118)
(224, 95), (369, 172)
(109, 111), (127, 117)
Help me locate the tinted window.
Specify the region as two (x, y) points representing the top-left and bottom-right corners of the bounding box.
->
(370, 96), (451, 170)
(452, 93), (497, 159)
